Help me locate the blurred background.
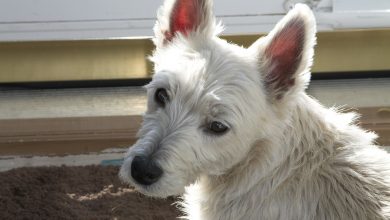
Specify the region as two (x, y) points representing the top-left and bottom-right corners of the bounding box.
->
(0, 0), (389, 168)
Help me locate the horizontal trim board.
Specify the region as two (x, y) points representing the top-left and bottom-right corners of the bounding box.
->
(1, 71), (389, 90)
(312, 71), (390, 80)
(0, 149), (127, 172)
(307, 78), (390, 108)
(0, 116), (141, 143)
(0, 86), (147, 119)
(0, 141), (132, 158)
(0, 78), (152, 89)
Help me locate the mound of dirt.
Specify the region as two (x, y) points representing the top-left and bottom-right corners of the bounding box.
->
(0, 165), (181, 220)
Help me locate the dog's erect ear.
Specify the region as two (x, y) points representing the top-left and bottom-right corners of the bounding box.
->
(250, 4), (316, 101)
(153, 0), (216, 47)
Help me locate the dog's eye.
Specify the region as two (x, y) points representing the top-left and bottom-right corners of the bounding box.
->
(208, 121), (229, 134)
(155, 88), (169, 107)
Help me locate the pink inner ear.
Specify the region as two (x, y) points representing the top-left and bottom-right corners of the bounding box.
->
(168, 0), (200, 41)
(264, 18), (305, 97)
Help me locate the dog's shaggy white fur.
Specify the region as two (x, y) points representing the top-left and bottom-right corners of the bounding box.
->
(120, 0), (390, 219)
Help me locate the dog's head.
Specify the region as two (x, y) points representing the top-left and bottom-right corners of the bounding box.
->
(120, 0), (316, 197)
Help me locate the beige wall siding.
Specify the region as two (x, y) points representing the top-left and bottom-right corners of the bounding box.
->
(0, 29), (389, 83)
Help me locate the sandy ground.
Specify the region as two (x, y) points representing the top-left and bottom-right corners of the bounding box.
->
(0, 165), (180, 220)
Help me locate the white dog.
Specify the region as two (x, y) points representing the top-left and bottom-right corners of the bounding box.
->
(120, 0), (390, 219)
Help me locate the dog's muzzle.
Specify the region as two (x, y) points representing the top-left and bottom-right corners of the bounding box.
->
(131, 156), (163, 185)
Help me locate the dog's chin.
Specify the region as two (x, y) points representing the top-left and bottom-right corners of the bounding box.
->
(133, 182), (184, 198)
(120, 173), (185, 198)
(130, 177), (185, 198)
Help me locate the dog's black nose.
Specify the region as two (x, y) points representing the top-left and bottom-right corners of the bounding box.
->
(131, 156), (163, 185)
